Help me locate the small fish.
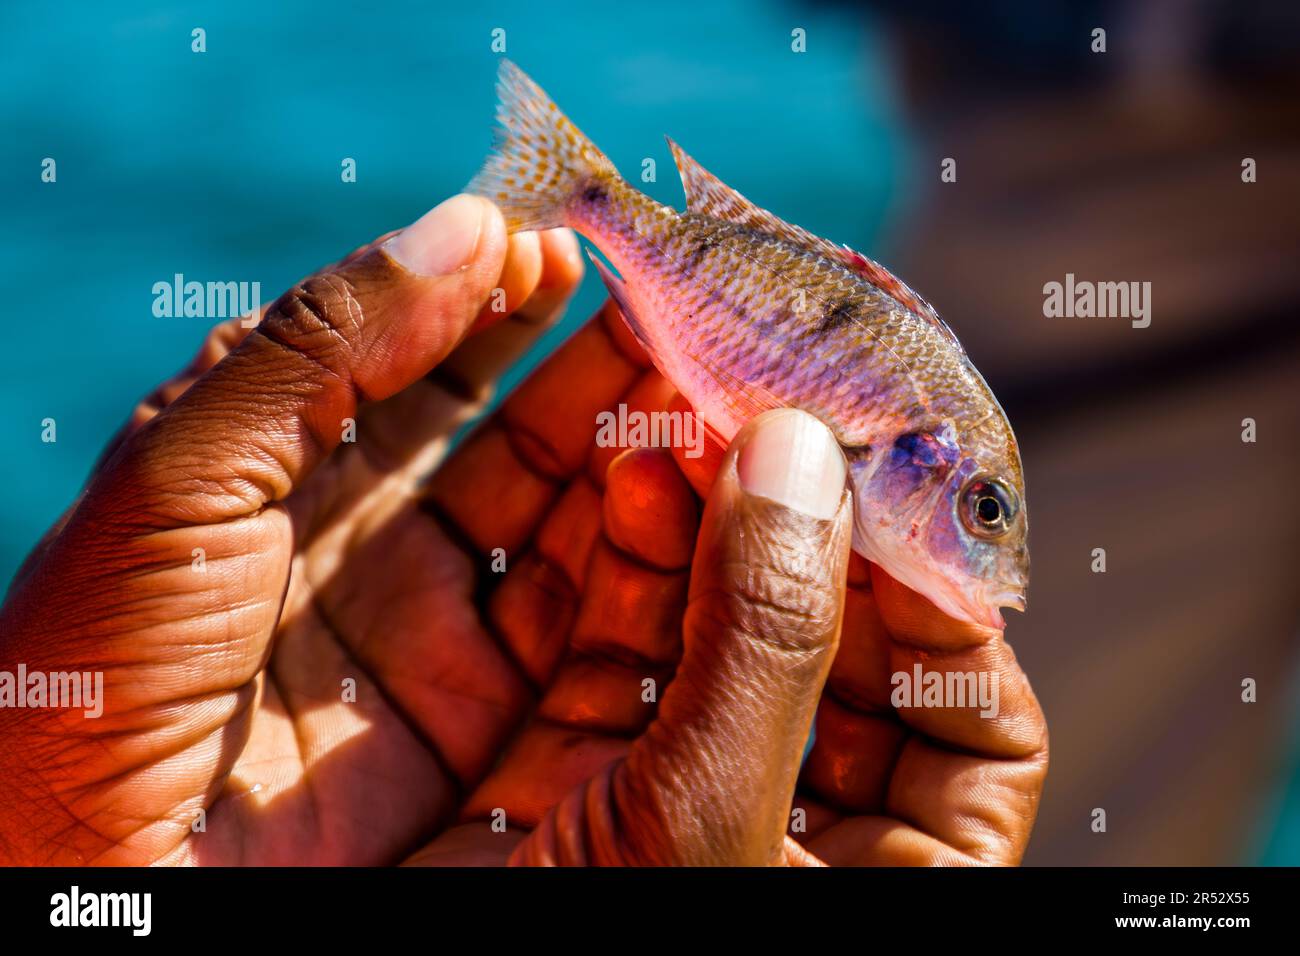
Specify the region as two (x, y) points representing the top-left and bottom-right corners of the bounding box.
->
(469, 61), (1028, 628)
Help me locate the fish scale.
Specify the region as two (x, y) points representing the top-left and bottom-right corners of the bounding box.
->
(645, 219), (943, 443)
(469, 60), (1029, 629)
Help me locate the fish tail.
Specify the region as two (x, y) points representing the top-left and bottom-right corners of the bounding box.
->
(468, 60), (619, 232)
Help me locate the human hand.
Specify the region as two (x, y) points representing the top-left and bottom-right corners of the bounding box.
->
(437, 375), (1049, 866)
(1, 194), (582, 864)
(0, 195), (1046, 866)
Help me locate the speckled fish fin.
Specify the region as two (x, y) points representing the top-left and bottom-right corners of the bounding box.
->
(468, 60), (619, 233)
(587, 250), (655, 357)
(667, 137), (775, 229)
(666, 137), (961, 352)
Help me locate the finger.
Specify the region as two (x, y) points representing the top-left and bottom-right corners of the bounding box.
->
(95, 314), (262, 471)
(664, 392), (726, 498)
(499, 299), (647, 479)
(334, 230), (400, 268)
(870, 566), (1047, 756)
(796, 578), (903, 815)
(185, 314), (260, 375)
(600, 447), (698, 571)
(349, 228), (582, 474)
(800, 694), (907, 815)
(486, 444), (695, 695)
(419, 299), (679, 743)
(585, 371), (677, 488)
(464, 365), (682, 657)
(460, 724), (632, 829)
(512, 408), (852, 865)
(469, 230), (543, 332)
(91, 194), (510, 530)
(403, 823), (523, 866)
(804, 725), (1048, 868)
(805, 817), (978, 866)
(873, 570), (1047, 862)
(626, 409), (850, 863)
(435, 227), (583, 398)
(485, 479), (599, 687)
(801, 568), (1049, 864)
(533, 448), (696, 728)
(423, 300), (642, 555)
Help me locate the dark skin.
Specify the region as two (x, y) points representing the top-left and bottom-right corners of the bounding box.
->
(0, 197), (1047, 865)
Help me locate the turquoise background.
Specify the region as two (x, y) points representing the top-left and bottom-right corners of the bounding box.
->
(0, 0), (902, 586)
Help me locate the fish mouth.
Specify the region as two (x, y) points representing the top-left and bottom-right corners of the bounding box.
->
(988, 586), (1027, 614)
(954, 585), (1026, 630)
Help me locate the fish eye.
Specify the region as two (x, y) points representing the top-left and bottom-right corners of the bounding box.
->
(961, 478), (1017, 538)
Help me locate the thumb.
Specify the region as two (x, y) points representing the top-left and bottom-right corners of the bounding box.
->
(98, 193), (508, 528)
(515, 408), (852, 866)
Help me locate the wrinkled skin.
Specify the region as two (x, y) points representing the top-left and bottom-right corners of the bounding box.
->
(0, 198), (1047, 865)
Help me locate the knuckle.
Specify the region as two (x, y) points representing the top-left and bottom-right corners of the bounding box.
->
(690, 555), (840, 656)
(258, 272), (364, 375)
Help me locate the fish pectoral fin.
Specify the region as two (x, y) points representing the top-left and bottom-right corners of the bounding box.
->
(587, 244), (786, 440)
(689, 347), (789, 428)
(587, 249), (655, 357)
(665, 137), (961, 352)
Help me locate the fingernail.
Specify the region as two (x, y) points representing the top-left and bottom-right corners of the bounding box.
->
(384, 194), (487, 276)
(737, 410), (845, 519)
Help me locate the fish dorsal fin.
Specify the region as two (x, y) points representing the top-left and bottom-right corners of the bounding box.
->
(666, 137), (962, 352)
(667, 136), (773, 228)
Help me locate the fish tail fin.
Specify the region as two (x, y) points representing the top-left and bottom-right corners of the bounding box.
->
(467, 60), (618, 232)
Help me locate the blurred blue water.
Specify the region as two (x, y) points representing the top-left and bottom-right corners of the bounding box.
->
(0, 0), (901, 586)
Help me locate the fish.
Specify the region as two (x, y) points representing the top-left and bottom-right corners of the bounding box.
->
(468, 61), (1028, 629)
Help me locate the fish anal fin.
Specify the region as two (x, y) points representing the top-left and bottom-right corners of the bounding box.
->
(587, 249), (656, 359)
(587, 248), (670, 371)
